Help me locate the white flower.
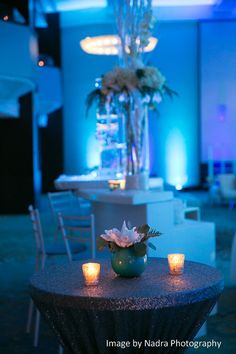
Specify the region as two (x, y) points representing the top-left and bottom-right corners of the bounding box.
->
(118, 93), (126, 102)
(100, 221), (144, 248)
(101, 68), (138, 94)
(153, 92), (162, 104)
(142, 95), (151, 104)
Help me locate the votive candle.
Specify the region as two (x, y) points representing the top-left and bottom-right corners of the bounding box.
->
(108, 180), (119, 190)
(119, 179), (126, 190)
(168, 254), (185, 275)
(82, 263), (100, 285)
(108, 179), (126, 190)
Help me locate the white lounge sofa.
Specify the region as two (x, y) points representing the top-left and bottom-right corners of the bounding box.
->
(217, 174), (236, 206)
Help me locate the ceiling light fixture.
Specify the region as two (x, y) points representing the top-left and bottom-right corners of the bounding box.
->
(38, 60), (45, 67)
(80, 35), (158, 55)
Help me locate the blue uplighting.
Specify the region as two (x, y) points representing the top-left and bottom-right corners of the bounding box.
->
(165, 129), (188, 189)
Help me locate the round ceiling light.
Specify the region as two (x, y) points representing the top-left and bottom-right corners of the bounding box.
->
(80, 35), (158, 55)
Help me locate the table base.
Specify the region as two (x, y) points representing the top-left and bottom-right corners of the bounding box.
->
(33, 297), (218, 354)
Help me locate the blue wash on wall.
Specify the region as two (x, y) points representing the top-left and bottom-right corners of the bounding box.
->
(200, 21), (236, 162)
(61, 22), (199, 187)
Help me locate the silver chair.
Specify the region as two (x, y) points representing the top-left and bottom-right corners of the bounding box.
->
(48, 191), (91, 238)
(58, 213), (96, 261)
(26, 205), (85, 348)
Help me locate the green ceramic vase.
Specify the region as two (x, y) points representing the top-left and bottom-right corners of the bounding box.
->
(111, 247), (147, 278)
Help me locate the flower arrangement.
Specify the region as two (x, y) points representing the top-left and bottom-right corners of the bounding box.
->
(86, 0), (177, 114)
(85, 0), (177, 186)
(98, 221), (161, 256)
(86, 66), (176, 115)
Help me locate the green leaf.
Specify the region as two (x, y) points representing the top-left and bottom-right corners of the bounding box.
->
(136, 68), (145, 79)
(97, 237), (107, 251)
(85, 88), (102, 116)
(108, 242), (120, 253)
(163, 84), (178, 98)
(148, 242), (156, 251)
(137, 224), (150, 235)
(146, 229), (162, 238)
(133, 242), (147, 257)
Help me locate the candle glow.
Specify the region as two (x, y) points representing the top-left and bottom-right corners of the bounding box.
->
(108, 179), (126, 190)
(82, 263), (100, 286)
(168, 254), (185, 275)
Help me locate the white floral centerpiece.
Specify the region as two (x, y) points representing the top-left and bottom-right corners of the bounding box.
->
(98, 222), (161, 277)
(87, 66), (173, 113)
(86, 0), (176, 190)
(98, 221), (161, 256)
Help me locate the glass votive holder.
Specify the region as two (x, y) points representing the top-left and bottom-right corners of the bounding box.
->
(168, 254), (185, 275)
(108, 179), (126, 191)
(119, 179), (126, 190)
(82, 263), (100, 286)
(108, 180), (119, 191)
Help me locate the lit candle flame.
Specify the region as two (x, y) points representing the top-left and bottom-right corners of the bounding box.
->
(82, 263), (100, 286)
(168, 254), (185, 275)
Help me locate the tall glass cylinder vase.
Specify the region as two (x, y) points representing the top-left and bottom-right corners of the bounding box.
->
(124, 92), (150, 190)
(96, 101), (126, 179)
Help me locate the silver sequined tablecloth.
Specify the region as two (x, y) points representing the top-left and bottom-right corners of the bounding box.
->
(30, 258), (224, 354)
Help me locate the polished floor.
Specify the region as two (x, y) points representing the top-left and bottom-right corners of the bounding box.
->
(0, 193), (236, 353)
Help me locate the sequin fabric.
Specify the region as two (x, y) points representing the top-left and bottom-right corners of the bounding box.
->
(30, 258), (224, 311)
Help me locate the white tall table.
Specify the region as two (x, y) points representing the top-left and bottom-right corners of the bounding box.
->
(78, 189), (173, 236)
(78, 189), (215, 266)
(54, 175), (164, 191)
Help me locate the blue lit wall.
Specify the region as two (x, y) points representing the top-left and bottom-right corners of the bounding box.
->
(61, 24), (118, 174)
(200, 21), (236, 162)
(149, 22), (199, 187)
(61, 21), (199, 186)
